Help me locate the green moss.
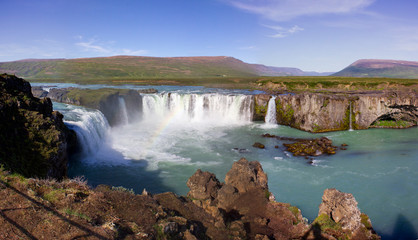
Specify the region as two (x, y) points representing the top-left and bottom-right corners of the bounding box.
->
(322, 99), (330, 108)
(371, 120), (412, 128)
(361, 213), (372, 229)
(63, 208), (92, 222)
(313, 213), (343, 232)
(66, 88), (132, 109)
(276, 100), (295, 126)
(111, 186), (135, 194)
(254, 102), (268, 120)
(43, 188), (65, 204)
(264, 189), (271, 200)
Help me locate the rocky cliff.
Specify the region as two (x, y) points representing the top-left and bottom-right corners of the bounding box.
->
(0, 158), (380, 240)
(0, 74), (75, 179)
(254, 91), (418, 132)
(33, 87), (143, 126)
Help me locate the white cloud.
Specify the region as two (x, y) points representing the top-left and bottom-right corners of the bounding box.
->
(75, 36), (148, 56)
(120, 49), (148, 55)
(226, 0), (375, 21)
(239, 45), (257, 50)
(263, 24), (304, 38)
(76, 40), (110, 53)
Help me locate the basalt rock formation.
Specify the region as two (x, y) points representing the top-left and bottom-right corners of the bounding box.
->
(254, 91), (418, 132)
(0, 74), (75, 179)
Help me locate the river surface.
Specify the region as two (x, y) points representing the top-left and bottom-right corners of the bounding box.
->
(35, 83), (418, 239)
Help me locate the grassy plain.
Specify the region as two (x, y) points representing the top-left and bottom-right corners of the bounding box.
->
(28, 75), (418, 92)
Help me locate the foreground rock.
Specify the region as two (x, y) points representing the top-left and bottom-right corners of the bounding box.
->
(0, 74), (75, 179)
(0, 158), (380, 239)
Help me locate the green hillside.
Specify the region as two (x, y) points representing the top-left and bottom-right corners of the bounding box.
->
(333, 59), (418, 78)
(0, 56), (259, 80)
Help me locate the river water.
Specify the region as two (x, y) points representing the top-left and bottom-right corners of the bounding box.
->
(37, 83), (417, 239)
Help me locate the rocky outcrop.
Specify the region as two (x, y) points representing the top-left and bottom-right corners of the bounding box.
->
(33, 87), (143, 126)
(253, 94), (271, 121)
(0, 156), (380, 239)
(356, 92), (418, 128)
(316, 188), (380, 239)
(186, 158), (379, 239)
(255, 91), (417, 132)
(283, 137), (338, 156)
(0, 74), (75, 179)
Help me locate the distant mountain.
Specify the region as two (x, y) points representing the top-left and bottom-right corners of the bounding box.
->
(333, 59), (418, 78)
(0, 56), (323, 80)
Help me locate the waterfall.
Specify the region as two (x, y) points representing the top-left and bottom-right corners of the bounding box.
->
(265, 96), (277, 124)
(118, 97), (129, 125)
(64, 108), (110, 156)
(349, 101), (353, 131)
(142, 93), (253, 124)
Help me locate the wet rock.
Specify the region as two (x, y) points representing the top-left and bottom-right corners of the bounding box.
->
(283, 137), (338, 157)
(137, 88), (158, 94)
(253, 142), (265, 149)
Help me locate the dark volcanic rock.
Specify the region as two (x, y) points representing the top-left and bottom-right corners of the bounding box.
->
(187, 169), (222, 201)
(224, 158), (268, 193)
(137, 88), (158, 94)
(0, 74), (75, 179)
(253, 142), (265, 149)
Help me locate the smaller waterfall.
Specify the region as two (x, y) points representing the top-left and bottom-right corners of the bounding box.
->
(265, 96), (277, 124)
(65, 109), (110, 156)
(118, 97), (129, 125)
(349, 101), (353, 131)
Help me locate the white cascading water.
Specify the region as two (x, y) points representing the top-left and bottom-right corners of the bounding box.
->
(349, 101), (353, 131)
(64, 108), (110, 156)
(265, 96), (277, 124)
(118, 97), (129, 125)
(142, 93), (254, 124)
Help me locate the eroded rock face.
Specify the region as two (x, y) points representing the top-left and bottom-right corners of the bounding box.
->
(319, 188), (362, 231)
(187, 169), (222, 201)
(33, 87), (143, 126)
(0, 74), (75, 179)
(255, 91), (418, 132)
(225, 158), (268, 193)
(185, 159), (380, 239)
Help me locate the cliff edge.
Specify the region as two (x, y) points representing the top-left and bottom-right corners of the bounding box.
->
(0, 74), (75, 179)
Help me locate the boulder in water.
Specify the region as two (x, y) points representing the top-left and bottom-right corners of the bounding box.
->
(253, 142), (265, 149)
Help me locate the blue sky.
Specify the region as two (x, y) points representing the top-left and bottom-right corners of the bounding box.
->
(1, 0), (417, 72)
